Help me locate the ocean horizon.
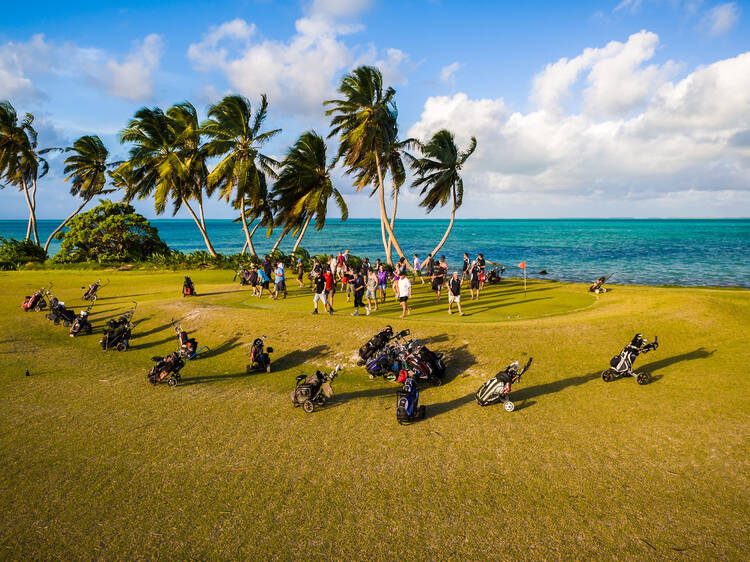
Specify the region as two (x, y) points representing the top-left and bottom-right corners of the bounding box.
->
(2, 218), (748, 288)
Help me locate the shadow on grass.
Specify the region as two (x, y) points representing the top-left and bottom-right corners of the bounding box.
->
(333, 385), (399, 403)
(442, 343), (476, 384)
(136, 320), (175, 339)
(273, 345), (330, 371)
(427, 392), (475, 418)
(511, 371), (600, 402)
(637, 347), (716, 383)
(179, 370), (263, 387)
(201, 335), (244, 359)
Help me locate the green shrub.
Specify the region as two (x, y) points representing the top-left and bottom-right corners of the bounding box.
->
(0, 237), (47, 269)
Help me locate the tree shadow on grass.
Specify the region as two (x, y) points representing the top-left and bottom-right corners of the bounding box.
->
(635, 348), (716, 383)
(273, 345), (330, 371)
(441, 343), (476, 384)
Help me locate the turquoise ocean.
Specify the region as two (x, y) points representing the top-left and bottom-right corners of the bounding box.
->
(1, 219), (748, 287)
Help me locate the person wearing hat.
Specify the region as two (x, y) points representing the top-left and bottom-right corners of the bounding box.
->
(448, 271), (464, 316)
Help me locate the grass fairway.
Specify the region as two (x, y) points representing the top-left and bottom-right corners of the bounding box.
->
(0, 269), (748, 559)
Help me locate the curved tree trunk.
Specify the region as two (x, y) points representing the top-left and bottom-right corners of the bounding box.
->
(386, 186), (399, 264)
(20, 178), (35, 242)
(239, 196), (260, 259)
(43, 197), (90, 254)
(374, 151), (410, 269)
(291, 215), (313, 255)
(428, 196), (456, 258)
(270, 229), (286, 253)
(180, 197), (217, 256)
(30, 178), (39, 244)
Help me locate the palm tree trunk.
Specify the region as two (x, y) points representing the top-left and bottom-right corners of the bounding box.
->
(374, 151), (410, 269)
(239, 196), (259, 259)
(428, 196), (456, 258)
(20, 177), (35, 243)
(181, 197), (217, 256)
(270, 229), (286, 253)
(291, 215), (313, 255)
(43, 197), (90, 254)
(386, 186), (398, 263)
(242, 241), (248, 255)
(29, 178), (40, 244)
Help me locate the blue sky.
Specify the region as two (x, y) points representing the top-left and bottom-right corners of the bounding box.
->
(1, 0), (749, 219)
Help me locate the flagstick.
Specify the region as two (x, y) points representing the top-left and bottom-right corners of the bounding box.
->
(524, 266), (527, 295)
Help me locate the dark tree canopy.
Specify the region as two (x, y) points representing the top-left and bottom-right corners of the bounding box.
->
(53, 199), (168, 263)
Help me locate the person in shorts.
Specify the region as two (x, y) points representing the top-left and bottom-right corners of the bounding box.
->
(432, 256), (446, 304)
(477, 253), (486, 289)
(448, 271), (464, 316)
(413, 254), (424, 284)
(461, 252), (470, 283)
(341, 266), (352, 301)
(469, 260), (481, 300)
(396, 272), (412, 318)
(248, 265), (259, 297)
(258, 267), (273, 298)
(296, 259), (305, 288)
(350, 271), (365, 316)
(377, 264), (388, 303)
(312, 272), (327, 314)
(366, 269), (378, 314)
(273, 261), (287, 299)
(323, 268), (335, 314)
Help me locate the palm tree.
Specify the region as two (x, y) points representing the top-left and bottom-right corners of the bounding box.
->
(325, 66), (407, 265)
(272, 131), (348, 255)
(234, 171), (274, 258)
(409, 129), (477, 257)
(42, 135), (116, 253)
(117, 104), (218, 256)
(0, 101), (60, 244)
(202, 94), (281, 255)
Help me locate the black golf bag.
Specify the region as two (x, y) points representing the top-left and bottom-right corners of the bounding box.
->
(476, 358), (533, 411)
(100, 306), (136, 351)
(396, 377), (425, 425)
(402, 337), (446, 385)
(235, 268), (251, 286)
(365, 347), (401, 380)
(358, 326), (394, 364)
(82, 279), (105, 301)
(247, 336), (273, 372)
(45, 297), (77, 326)
(183, 276), (196, 297)
(486, 266), (505, 285)
(602, 334), (658, 385)
(171, 319), (198, 359)
(291, 365), (342, 413)
(147, 352), (185, 387)
(69, 304), (94, 337)
(590, 274), (612, 293)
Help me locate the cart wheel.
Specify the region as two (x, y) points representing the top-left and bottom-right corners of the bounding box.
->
(302, 400), (314, 413)
(175, 374), (181, 381)
(116, 343), (126, 352)
(431, 376), (442, 386)
(246, 364), (251, 374)
(636, 372), (650, 385)
(356, 359), (365, 367)
(266, 364), (271, 373)
(504, 400), (515, 412)
(34, 305), (41, 312)
(54, 318), (60, 325)
(601, 369), (613, 382)
(167, 375), (178, 387)
(63, 321), (70, 327)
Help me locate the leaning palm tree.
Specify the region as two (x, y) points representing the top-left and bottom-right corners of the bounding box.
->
(202, 94), (281, 253)
(117, 105), (218, 256)
(0, 101), (60, 244)
(409, 129), (477, 257)
(272, 131), (348, 255)
(325, 66), (407, 265)
(233, 171), (275, 258)
(42, 135), (116, 253)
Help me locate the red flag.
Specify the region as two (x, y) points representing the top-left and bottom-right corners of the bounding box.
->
(517, 261), (526, 269)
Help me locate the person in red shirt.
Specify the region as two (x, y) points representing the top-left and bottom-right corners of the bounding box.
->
(323, 268), (336, 315)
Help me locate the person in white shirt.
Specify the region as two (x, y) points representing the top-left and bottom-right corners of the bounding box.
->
(395, 273), (412, 318)
(413, 253), (424, 284)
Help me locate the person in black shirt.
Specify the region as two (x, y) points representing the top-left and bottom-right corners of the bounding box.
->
(312, 272), (326, 314)
(432, 256), (447, 303)
(477, 253), (486, 289)
(249, 265), (259, 297)
(350, 271), (365, 316)
(461, 252), (470, 283)
(262, 255), (272, 278)
(469, 261), (481, 300)
(448, 271), (464, 315)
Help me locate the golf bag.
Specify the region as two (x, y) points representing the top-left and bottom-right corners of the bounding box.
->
(147, 352), (185, 387)
(183, 276), (196, 297)
(291, 365), (342, 413)
(486, 266), (505, 285)
(100, 304), (136, 351)
(590, 274), (613, 293)
(358, 326), (394, 363)
(69, 304), (94, 337)
(22, 283), (50, 311)
(45, 297), (77, 327)
(402, 336), (446, 385)
(247, 336), (273, 372)
(171, 319), (198, 359)
(365, 346), (401, 380)
(396, 377), (425, 425)
(476, 358), (533, 411)
(602, 334), (658, 385)
(234, 268), (251, 286)
(82, 279), (106, 301)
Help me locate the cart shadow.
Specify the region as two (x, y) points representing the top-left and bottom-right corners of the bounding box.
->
(511, 371), (600, 402)
(441, 343), (476, 384)
(273, 345), (330, 370)
(201, 335), (244, 358)
(636, 348), (716, 384)
(427, 392), (475, 418)
(130, 335), (174, 351)
(332, 385), (399, 403)
(179, 370), (264, 386)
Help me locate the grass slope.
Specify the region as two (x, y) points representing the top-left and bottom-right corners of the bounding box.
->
(0, 270), (748, 559)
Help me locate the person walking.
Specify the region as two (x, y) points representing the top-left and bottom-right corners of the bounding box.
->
(396, 272), (412, 318)
(312, 271), (327, 314)
(323, 267), (335, 314)
(273, 261), (287, 299)
(432, 256), (447, 304)
(469, 260), (481, 300)
(366, 269), (379, 314)
(461, 252), (470, 284)
(350, 270), (365, 316)
(262, 255), (272, 281)
(296, 258), (305, 288)
(258, 267), (273, 299)
(377, 264), (388, 304)
(477, 253), (486, 290)
(413, 254), (424, 284)
(248, 264), (259, 297)
(448, 271), (464, 316)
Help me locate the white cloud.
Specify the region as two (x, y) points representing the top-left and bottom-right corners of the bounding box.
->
(0, 33), (164, 103)
(439, 61), (462, 84)
(188, 13), (411, 115)
(408, 33), (750, 217)
(700, 2), (740, 35)
(613, 0), (643, 13)
(308, 0), (373, 18)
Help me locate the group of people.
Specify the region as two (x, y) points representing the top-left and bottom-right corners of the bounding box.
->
(303, 250), (496, 318)
(242, 256), (288, 300)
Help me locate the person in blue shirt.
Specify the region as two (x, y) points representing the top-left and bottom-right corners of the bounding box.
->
(273, 262), (287, 299)
(257, 267), (273, 299)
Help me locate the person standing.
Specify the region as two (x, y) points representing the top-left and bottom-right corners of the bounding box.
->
(262, 255), (272, 282)
(477, 253), (486, 290)
(296, 258), (305, 288)
(377, 264), (388, 304)
(323, 267), (335, 314)
(350, 270), (365, 316)
(366, 269), (379, 314)
(273, 261), (287, 299)
(413, 254), (424, 284)
(312, 271), (327, 314)
(258, 267), (273, 299)
(396, 272), (412, 318)
(448, 271), (464, 316)
(249, 265), (259, 297)
(469, 260), (481, 300)
(461, 252), (470, 284)
(432, 256), (446, 304)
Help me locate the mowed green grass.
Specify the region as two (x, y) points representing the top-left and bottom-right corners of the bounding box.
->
(0, 269), (748, 559)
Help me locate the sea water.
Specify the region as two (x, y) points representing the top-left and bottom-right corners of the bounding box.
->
(2, 219), (748, 287)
